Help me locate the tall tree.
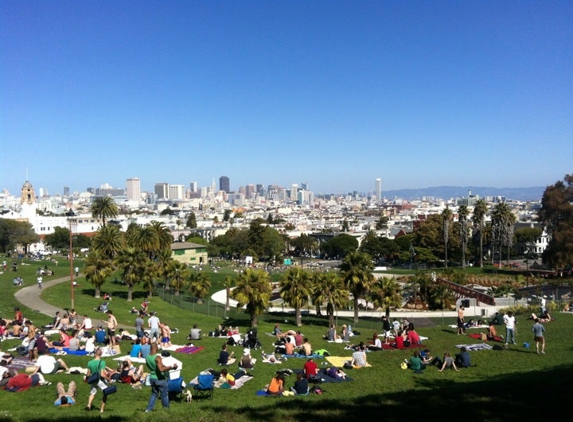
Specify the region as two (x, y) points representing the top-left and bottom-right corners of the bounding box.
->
(231, 268), (272, 328)
(322, 234), (359, 259)
(115, 247), (146, 301)
(442, 207), (453, 268)
(84, 250), (113, 298)
(91, 225), (123, 260)
(340, 251), (375, 324)
(188, 269), (211, 303)
(458, 205), (469, 269)
(280, 267), (312, 327)
(149, 221), (173, 255)
(311, 271), (348, 327)
(90, 196), (119, 228)
(539, 174), (573, 268)
(223, 276), (235, 313)
(369, 277), (402, 317)
(165, 260), (190, 295)
(491, 202), (516, 266)
(472, 199), (488, 267)
(186, 212), (197, 229)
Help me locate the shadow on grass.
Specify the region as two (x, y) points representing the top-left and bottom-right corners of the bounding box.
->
(13, 354), (572, 422)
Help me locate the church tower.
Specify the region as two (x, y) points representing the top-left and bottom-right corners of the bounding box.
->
(20, 180), (37, 219)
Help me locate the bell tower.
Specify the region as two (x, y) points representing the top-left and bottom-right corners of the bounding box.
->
(20, 180), (37, 219)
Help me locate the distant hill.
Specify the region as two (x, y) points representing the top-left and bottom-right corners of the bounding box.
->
(383, 186), (545, 202)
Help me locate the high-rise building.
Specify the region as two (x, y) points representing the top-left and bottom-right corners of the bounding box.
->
(155, 183), (169, 199)
(290, 184), (298, 202)
(189, 182), (198, 193)
(63, 186), (70, 196)
(126, 177), (141, 202)
(375, 178), (382, 205)
(219, 176), (230, 193)
(245, 184), (256, 199)
(169, 184), (185, 200)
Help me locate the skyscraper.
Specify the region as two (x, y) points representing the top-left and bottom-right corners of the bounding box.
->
(219, 176), (230, 193)
(126, 177), (141, 202)
(375, 178), (382, 205)
(189, 182), (198, 193)
(155, 183), (169, 199)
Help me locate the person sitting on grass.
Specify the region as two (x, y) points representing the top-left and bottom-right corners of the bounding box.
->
(218, 343), (236, 366)
(455, 347), (471, 368)
(267, 371), (285, 396)
(290, 372), (309, 395)
(303, 357), (319, 380)
(119, 358), (146, 388)
(408, 351), (425, 373)
(368, 333), (383, 351)
(438, 352), (459, 372)
(300, 338), (312, 356)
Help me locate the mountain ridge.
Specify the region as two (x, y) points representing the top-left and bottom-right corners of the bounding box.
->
(382, 186), (545, 201)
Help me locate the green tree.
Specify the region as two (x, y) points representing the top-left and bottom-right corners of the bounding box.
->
(186, 212), (198, 229)
(515, 227), (543, 264)
(311, 271), (348, 326)
(340, 251), (375, 324)
(84, 250), (113, 298)
(44, 226), (72, 251)
(472, 199), (488, 267)
(91, 196), (119, 228)
(290, 234), (318, 257)
(369, 277), (402, 317)
(442, 207), (453, 268)
(165, 260), (190, 295)
(91, 225), (124, 260)
(359, 230), (384, 261)
(223, 209), (232, 222)
(491, 202), (516, 266)
(188, 269), (211, 302)
(539, 174), (573, 268)
(428, 283), (456, 310)
(115, 247), (146, 301)
(322, 234), (358, 259)
(149, 221), (173, 254)
(231, 268), (272, 328)
(375, 215), (389, 230)
(223, 276), (235, 313)
(458, 205), (469, 268)
(341, 219), (350, 232)
(280, 267), (312, 327)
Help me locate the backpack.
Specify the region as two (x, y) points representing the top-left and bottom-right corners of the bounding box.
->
(314, 349), (330, 357)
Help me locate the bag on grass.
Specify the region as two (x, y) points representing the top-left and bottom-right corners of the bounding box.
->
(103, 385), (117, 396)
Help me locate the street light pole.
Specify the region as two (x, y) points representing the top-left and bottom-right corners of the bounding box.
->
(68, 218), (76, 310)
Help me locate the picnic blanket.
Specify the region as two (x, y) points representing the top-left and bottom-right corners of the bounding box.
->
(189, 369), (253, 390)
(7, 357), (31, 372)
(113, 355), (146, 364)
(159, 344), (186, 352)
(455, 343), (493, 351)
(48, 348), (89, 356)
(282, 353), (323, 359)
(468, 333), (503, 342)
(324, 356), (372, 368)
(449, 324), (489, 330)
(292, 368), (353, 383)
(175, 345), (205, 355)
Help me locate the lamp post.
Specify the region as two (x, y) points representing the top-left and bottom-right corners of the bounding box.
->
(68, 218), (77, 310)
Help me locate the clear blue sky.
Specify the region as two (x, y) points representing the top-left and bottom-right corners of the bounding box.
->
(1, 1), (572, 196)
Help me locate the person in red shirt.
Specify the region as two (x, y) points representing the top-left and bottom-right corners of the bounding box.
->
(303, 358), (318, 380)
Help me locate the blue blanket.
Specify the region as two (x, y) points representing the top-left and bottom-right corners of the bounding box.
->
(282, 353), (323, 359)
(48, 348), (88, 356)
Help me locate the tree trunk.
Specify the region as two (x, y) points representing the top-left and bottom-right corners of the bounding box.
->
(251, 314), (258, 328)
(95, 286), (101, 298)
(127, 284), (133, 301)
(295, 307), (301, 327)
(225, 287), (230, 312)
(353, 297), (359, 324)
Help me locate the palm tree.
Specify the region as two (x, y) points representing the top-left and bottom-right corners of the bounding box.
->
(91, 196), (119, 228)
(491, 202), (516, 266)
(188, 269), (211, 303)
(472, 199), (488, 267)
(442, 207), (453, 268)
(140, 259), (159, 299)
(91, 225), (124, 260)
(280, 267), (312, 327)
(231, 268), (272, 328)
(428, 283), (456, 310)
(154, 248), (174, 286)
(84, 250), (113, 298)
(458, 205), (469, 269)
(149, 221), (173, 255)
(133, 226), (159, 258)
(369, 276), (403, 317)
(311, 271), (348, 327)
(165, 260), (190, 295)
(115, 247), (146, 301)
(340, 251), (375, 324)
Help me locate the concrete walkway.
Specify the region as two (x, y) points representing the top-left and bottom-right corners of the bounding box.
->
(15, 275), (72, 317)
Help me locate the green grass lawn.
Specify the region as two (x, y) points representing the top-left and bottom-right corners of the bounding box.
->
(1, 256), (572, 421)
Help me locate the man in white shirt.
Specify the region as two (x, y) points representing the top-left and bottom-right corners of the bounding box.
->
(35, 352), (70, 374)
(81, 314), (93, 335)
(148, 312), (160, 342)
(503, 311), (517, 345)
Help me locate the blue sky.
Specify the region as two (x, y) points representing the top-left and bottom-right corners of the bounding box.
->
(1, 1), (572, 196)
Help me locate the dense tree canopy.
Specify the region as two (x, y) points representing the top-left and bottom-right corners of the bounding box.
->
(540, 174), (573, 268)
(322, 234), (358, 259)
(0, 219), (39, 254)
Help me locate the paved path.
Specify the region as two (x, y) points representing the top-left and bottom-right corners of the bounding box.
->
(15, 275), (72, 316)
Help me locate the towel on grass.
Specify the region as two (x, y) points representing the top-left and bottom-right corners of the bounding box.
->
(455, 343), (493, 351)
(48, 348), (88, 356)
(324, 356), (372, 369)
(292, 368), (353, 383)
(159, 344), (186, 352)
(189, 369), (252, 390)
(175, 345), (205, 354)
(113, 355), (146, 364)
(282, 353), (323, 359)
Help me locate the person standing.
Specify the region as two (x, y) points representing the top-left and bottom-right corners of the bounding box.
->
(75, 266), (79, 277)
(135, 312), (145, 338)
(37, 275), (43, 289)
(148, 312), (160, 343)
(145, 342), (178, 412)
(85, 348), (110, 412)
(532, 318), (546, 354)
(102, 311), (118, 347)
(457, 305), (465, 335)
(503, 311), (517, 345)
(540, 295), (547, 314)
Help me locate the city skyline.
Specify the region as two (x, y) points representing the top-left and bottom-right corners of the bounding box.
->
(1, 2), (572, 196)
